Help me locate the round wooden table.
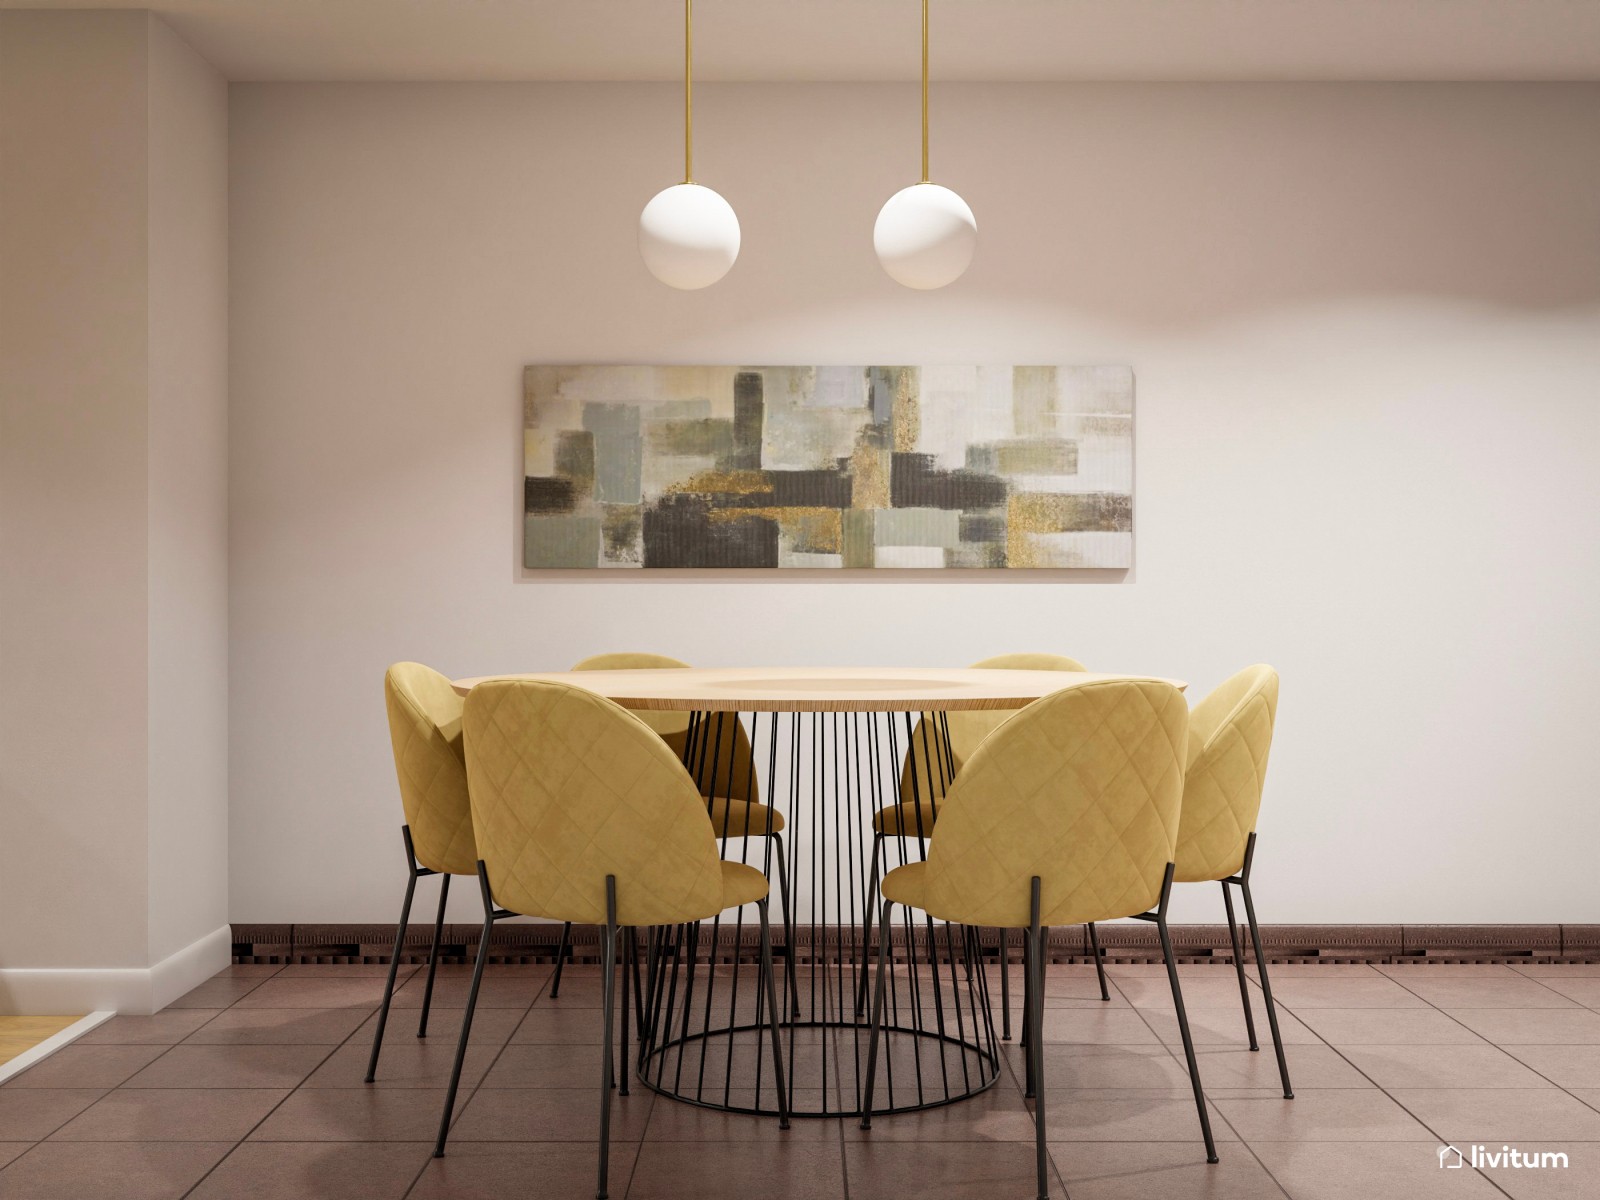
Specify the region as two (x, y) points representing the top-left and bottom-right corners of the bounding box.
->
(452, 667), (1186, 1119)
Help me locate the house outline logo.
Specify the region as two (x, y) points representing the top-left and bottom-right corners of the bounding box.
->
(1439, 1145), (1465, 1169)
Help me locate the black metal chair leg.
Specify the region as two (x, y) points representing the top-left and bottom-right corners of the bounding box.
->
(1221, 881), (1259, 1051)
(771, 832), (801, 1017)
(1029, 879), (1050, 1200)
(1240, 835), (1293, 1098)
(366, 828), (419, 1083)
(1000, 928), (1012, 1041)
(856, 832), (883, 1018)
(550, 920), (572, 997)
(417, 873), (451, 1038)
(433, 861), (496, 1158)
(758, 898), (792, 1129)
(1022, 928), (1034, 1095)
(596, 878), (618, 1199)
(1087, 922), (1110, 1001)
(1155, 863), (1219, 1163)
(618, 928), (631, 1096)
(858, 898), (894, 1128)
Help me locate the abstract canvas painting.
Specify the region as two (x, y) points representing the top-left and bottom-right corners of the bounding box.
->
(522, 365), (1133, 569)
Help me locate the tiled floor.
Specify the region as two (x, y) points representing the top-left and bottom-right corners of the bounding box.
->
(2, 960), (1599, 1198)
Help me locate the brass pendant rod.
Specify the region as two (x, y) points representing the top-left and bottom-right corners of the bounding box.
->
(921, 0), (929, 183)
(685, 0), (694, 184)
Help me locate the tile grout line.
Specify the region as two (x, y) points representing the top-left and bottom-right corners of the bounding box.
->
(1268, 971), (1517, 1200)
(401, 961), (549, 1199)
(175, 968), (368, 1200)
(1099, 966), (1292, 1200)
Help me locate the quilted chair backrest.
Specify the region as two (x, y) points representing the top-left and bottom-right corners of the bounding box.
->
(1174, 665), (1279, 883)
(901, 653), (1089, 805)
(919, 679), (1188, 928)
(462, 679), (726, 926)
(571, 653), (756, 802)
(384, 663), (478, 875)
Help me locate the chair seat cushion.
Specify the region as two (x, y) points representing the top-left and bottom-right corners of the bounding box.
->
(720, 860), (770, 910)
(706, 797), (785, 837)
(879, 861), (928, 912)
(871, 801), (938, 837)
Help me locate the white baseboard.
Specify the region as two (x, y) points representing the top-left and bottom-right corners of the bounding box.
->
(0, 924), (232, 1016)
(0, 1011), (115, 1085)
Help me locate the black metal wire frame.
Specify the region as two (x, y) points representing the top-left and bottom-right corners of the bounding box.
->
(635, 709), (1002, 1118)
(1219, 832), (1294, 1099)
(365, 825), (453, 1083)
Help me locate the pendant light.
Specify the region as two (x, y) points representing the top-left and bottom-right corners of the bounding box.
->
(873, 0), (976, 289)
(639, 0), (740, 289)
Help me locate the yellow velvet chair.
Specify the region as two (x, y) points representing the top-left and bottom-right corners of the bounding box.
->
(367, 662), (484, 1084)
(858, 679), (1217, 1198)
(1176, 664), (1292, 1098)
(858, 653), (1094, 1023)
(565, 653), (795, 1009)
(435, 679), (790, 1197)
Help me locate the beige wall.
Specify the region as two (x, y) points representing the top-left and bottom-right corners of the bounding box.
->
(0, 10), (228, 1006)
(230, 80), (1600, 926)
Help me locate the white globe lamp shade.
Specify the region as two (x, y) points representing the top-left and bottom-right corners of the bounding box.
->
(873, 182), (977, 290)
(639, 183), (741, 290)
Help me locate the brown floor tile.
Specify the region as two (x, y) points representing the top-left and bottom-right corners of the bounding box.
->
(0, 1141), (230, 1200)
(1387, 975), (1581, 1010)
(304, 1032), (512, 1092)
(1293, 1007), (1487, 1046)
(1034, 1044), (1198, 1090)
(1051, 1140), (1286, 1200)
(845, 1139), (1053, 1200)
(1184, 1044), (1366, 1090)
(1375, 965), (1526, 979)
(165, 971), (276, 1010)
(183, 1006), (372, 1045)
(481, 1044), (609, 1089)
(1249, 1141), (1505, 1200)
(1036, 1089), (1236, 1142)
(1255, 976), (1427, 1009)
(1, 1044), (168, 1089)
(644, 1092), (839, 1141)
(1447, 1009), (1600, 1045)
(1470, 1142), (1600, 1200)
(1210, 1089), (1433, 1141)
(391, 966), (549, 1010)
(1503, 1046), (1600, 1088)
(451, 1087), (654, 1142)
(408, 1140), (638, 1200)
(122, 1044), (331, 1090)
(249, 1086), (452, 1142)
(1339, 1044), (1555, 1089)
(0, 1090), (105, 1140)
(510, 1006), (619, 1044)
(186, 1140), (432, 1200)
(1531, 980), (1600, 1009)
(844, 1083), (1036, 1141)
(1114, 975), (1261, 1011)
(232, 977), (392, 1010)
(1037, 1008), (1161, 1044)
(79, 1011), (218, 1045)
(51, 1087), (287, 1142)
(272, 964), (418, 979)
(631, 1139), (844, 1199)
(1142, 1005), (1322, 1048)
(0, 1149), (23, 1171)
(353, 1004), (522, 1045)
(1391, 1088), (1600, 1142)
(1513, 965), (1600, 979)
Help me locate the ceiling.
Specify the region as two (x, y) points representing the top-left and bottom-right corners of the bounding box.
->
(6, 0), (1599, 82)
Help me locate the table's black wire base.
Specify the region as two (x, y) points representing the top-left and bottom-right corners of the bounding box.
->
(634, 709), (1002, 1118)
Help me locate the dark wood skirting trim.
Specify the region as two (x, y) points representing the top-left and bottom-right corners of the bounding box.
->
(233, 922), (1600, 967)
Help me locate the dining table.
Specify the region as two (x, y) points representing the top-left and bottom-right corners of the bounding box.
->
(451, 666), (1186, 1119)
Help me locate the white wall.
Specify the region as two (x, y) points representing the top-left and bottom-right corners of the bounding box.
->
(228, 81), (1600, 927)
(0, 10), (230, 1011)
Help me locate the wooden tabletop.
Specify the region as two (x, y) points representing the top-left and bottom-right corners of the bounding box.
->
(450, 666), (1187, 713)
